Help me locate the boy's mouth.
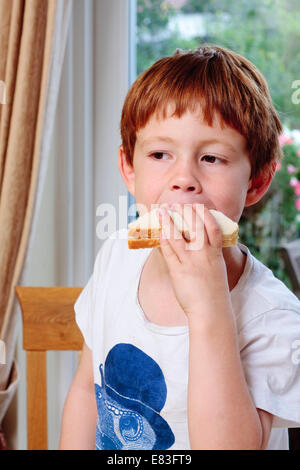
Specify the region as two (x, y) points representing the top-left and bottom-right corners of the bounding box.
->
(158, 201), (217, 211)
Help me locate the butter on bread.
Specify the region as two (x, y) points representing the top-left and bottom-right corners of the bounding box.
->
(128, 207), (238, 249)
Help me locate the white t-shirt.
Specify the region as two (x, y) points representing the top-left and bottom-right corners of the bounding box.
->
(74, 229), (300, 450)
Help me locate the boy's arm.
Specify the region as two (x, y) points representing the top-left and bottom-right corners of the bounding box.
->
(157, 205), (273, 449)
(257, 409), (273, 449)
(59, 341), (97, 450)
(187, 311), (272, 450)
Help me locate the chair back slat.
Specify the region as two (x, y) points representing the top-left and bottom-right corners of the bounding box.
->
(15, 286), (84, 450)
(16, 286), (83, 350)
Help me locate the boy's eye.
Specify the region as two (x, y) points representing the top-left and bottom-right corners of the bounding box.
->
(150, 152), (169, 160)
(201, 154), (221, 163)
(149, 153), (223, 164)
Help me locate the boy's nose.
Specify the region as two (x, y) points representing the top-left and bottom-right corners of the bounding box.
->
(172, 183), (198, 192)
(170, 174), (202, 193)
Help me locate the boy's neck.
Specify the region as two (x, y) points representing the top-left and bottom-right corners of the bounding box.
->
(222, 246), (247, 291)
(150, 244), (247, 292)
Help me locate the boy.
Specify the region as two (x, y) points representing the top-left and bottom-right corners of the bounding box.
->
(59, 45), (300, 450)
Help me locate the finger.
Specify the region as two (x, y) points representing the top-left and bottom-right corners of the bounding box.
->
(192, 203), (208, 246)
(167, 206), (196, 257)
(169, 203), (193, 242)
(160, 207), (187, 246)
(171, 203), (205, 251)
(194, 204), (223, 249)
(158, 208), (182, 266)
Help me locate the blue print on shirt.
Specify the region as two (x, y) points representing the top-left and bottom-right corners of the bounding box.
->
(95, 343), (175, 450)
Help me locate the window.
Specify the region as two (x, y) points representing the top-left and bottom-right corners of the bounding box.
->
(136, 0), (300, 129)
(133, 0), (300, 291)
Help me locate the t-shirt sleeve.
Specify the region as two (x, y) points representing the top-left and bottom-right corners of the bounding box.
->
(74, 236), (114, 350)
(239, 308), (300, 428)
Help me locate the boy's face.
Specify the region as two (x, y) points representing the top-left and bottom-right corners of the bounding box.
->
(119, 107), (264, 222)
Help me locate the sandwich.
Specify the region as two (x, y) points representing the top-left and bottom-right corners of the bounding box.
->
(128, 207), (239, 249)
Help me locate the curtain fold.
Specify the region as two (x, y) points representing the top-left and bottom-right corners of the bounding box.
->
(0, 0), (72, 449)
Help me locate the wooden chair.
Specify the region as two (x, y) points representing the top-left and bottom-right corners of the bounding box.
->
(15, 286), (83, 450)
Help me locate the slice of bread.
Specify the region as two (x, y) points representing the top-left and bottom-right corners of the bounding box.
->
(128, 207), (238, 249)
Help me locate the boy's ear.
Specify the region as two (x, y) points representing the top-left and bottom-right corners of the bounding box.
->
(245, 160), (277, 207)
(118, 145), (135, 196)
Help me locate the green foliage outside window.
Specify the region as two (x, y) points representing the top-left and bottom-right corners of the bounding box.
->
(137, 0), (300, 128)
(240, 139), (300, 289)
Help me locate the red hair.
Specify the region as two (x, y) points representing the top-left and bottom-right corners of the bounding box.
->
(120, 45), (282, 179)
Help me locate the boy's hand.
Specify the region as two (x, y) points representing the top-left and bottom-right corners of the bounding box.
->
(158, 203), (232, 320)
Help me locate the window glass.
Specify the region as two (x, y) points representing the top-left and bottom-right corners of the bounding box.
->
(134, 0), (300, 289)
(137, 0), (300, 129)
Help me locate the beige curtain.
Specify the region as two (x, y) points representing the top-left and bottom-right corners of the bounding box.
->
(0, 0), (71, 449)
